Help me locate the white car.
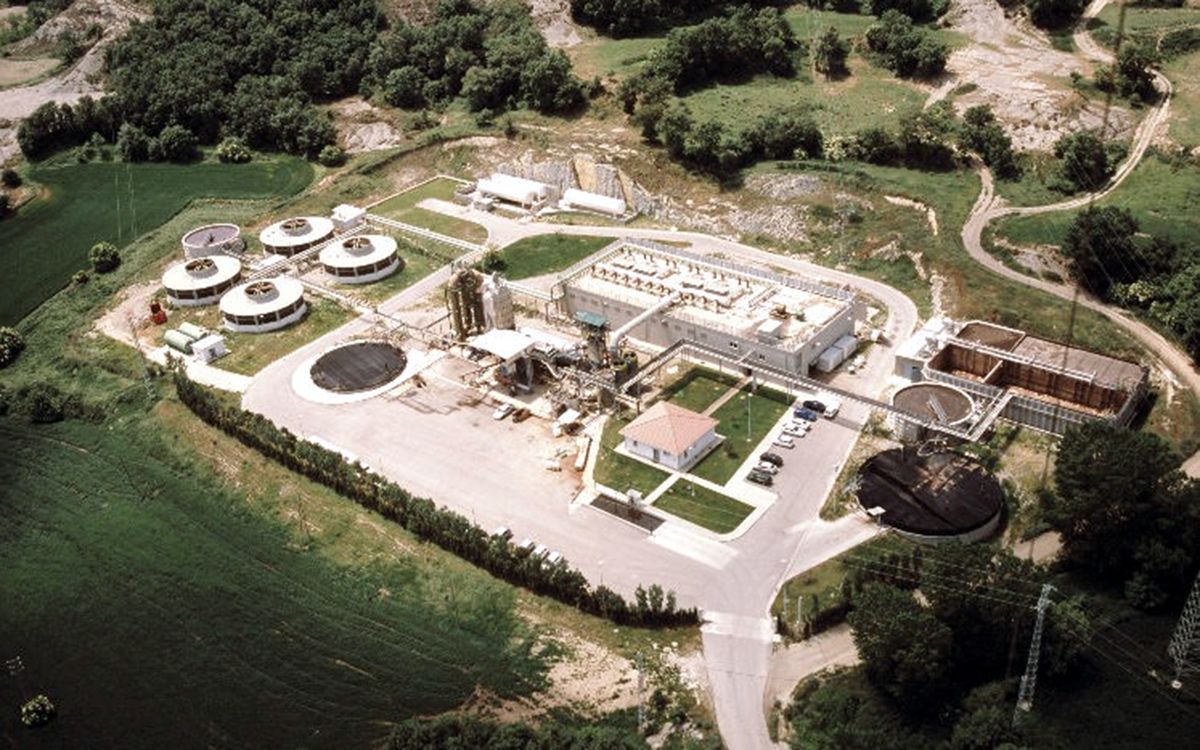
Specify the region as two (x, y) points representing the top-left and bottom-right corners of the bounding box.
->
(546, 550), (563, 565)
(516, 538), (535, 553)
(491, 525), (512, 540)
(773, 434), (796, 449)
(492, 403), (515, 420)
(531, 543), (549, 559)
(754, 461), (779, 475)
(784, 419), (810, 433)
(782, 425), (807, 438)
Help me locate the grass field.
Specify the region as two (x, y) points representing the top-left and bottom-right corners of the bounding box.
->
(499, 234), (612, 279)
(0, 157), (313, 325)
(653, 479), (755, 533)
(594, 415), (671, 496)
(0, 418), (548, 749)
(348, 246), (444, 305)
(370, 176), (488, 243)
(657, 366), (743, 413)
(690, 383), (791, 485)
(1165, 48), (1200, 147)
(163, 297), (354, 375)
(771, 535), (907, 620)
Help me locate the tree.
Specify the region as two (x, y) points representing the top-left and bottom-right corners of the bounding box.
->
(317, 145), (346, 167)
(116, 122), (151, 162)
(519, 50), (585, 113)
(848, 583), (953, 712)
(959, 104), (1018, 178)
(0, 326), (25, 368)
(865, 11), (948, 79)
(812, 26), (850, 77)
(215, 136), (252, 164)
(383, 66), (427, 109)
(155, 124), (198, 162)
(20, 694), (56, 728)
(1025, 0), (1087, 29)
(1114, 43), (1159, 101)
(1, 168), (21, 188)
(897, 101), (957, 170)
(1054, 129), (1114, 192)
(1061, 205), (1139, 298)
(89, 241), (121, 273)
(0, 194), (9, 217)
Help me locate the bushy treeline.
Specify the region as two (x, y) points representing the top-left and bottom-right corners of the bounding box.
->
(173, 371), (696, 628)
(863, 10), (948, 79)
(387, 714), (650, 750)
(363, 0), (585, 116)
(570, 0), (783, 37)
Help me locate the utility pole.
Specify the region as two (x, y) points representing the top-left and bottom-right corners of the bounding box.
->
(1013, 584), (1054, 727)
(636, 651), (645, 734)
(1168, 570), (1200, 689)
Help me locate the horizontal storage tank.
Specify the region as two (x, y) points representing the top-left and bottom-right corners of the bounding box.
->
(259, 216), (335, 257)
(478, 174), (551, 206)
(890, 382), (976, 441)
(177, 322), (208, 341)
(562, 188), (627, 216)
(181, 224), (244, 259)
(164, 329), (194, 354)
(815, 345), (846, 373)
(833, 334), (858, 359)
(161, 256), (243, 307)
(319, 235), (402, 284)
(219, 276), (307, 333)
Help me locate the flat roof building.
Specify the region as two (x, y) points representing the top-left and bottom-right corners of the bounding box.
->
(554, 239), (862, 377)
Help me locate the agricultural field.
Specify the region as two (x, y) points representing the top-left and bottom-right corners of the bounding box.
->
(0, 157), (313, 325)
(498, 234), (612, 280)
(653, 479), (755, 534)
(370, 176), (488, 243)
(0, 418), (549, 749)
(691, 383), (791, 485)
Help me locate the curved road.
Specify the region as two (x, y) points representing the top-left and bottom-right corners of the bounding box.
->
(961, 3), (1200, 478)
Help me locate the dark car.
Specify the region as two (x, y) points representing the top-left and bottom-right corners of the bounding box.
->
(748, 470), (774, 487)
(759, 452), (784, 467)
(512, 407), (532, 423)
(802, 399), (827, 414)
(793, 407), (820, 422)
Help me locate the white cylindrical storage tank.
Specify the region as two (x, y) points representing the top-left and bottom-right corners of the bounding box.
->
(181, 224), (244, 259)
(319, 235), (402, 284)
(162, 256), (243, 307)
(219, 277), (307, 333)
(259, 216), (335, 257)
(562, 188), (627, 216)
(478, 174), (549, 206)
(890, 382), (976, 442)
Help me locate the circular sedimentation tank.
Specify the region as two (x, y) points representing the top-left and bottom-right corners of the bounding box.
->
(182, 223), (244, 258)
(161, 255), (242, 307)
(219, 276), (307, 333)
(856, 448), (1003, 543)
(259, 216), (335, 257)
(319, 235), (402, 284)
(310, 342), (407, 393)
(890, 382), (976, 442)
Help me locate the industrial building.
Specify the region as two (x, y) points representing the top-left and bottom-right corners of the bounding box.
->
(219, 277), (307, 333)
(554, 240), (861, 378)
(182, 223), (244, 258)
(259, 216), (335, 257)
(620, 401), (720, 471)
(319, 235), (402, 284)
(161, 256), (242, 307)
(894, 317), (1147, 435)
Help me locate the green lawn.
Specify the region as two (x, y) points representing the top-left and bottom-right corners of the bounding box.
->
(994, 151), (1073, 207)
(1165, 49), (1200, 147)
(163, 297), (354, 376)
(594, 415), (671, 497)
(499, 234), (613, 280)
(348, 244), (444, 305)
(0, 157), (313, 325)
(652, 479), (755, 534)
(771, 535), (909, 621)
(370, 176), (488, 244)
(657, 366), (743, 413)
(0, 418), (548, 749)
(690, 384), (792, 485)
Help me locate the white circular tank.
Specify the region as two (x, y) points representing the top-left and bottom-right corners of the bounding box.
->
(162, 256), (243, 307)
(319, 235), (402, 284)
(219, 277), (307, 333)
(182, 224), (244, 259)
(890, 382), (976, 441)
(259, 216), (335, 257)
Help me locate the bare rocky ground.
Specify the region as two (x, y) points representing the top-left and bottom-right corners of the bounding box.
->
(933, 0), (1134, 150)
(328, 97), (407, 153)
(0, 0), (146, 163)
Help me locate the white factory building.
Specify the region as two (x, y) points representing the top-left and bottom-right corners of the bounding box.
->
(219, 277), (307, 333)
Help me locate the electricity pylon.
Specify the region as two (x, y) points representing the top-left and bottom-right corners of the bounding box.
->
(1168, 571), (1200, 689)
(1013, 584), (1055, 727)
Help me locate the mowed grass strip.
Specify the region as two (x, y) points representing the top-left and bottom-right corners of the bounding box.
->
(691, 386), (791, 485)
(657, 366), (744, 413)
(653, 479), (754, 534)
(499, 234), (612, 280)
(594, 415), (670, 497)
(370, 176), (488, 243)
(0, 419), (547, 749)
(0, 157), (313, 325)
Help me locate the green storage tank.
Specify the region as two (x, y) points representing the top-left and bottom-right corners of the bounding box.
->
(178, 322), (208, 341)
(165, 329), (194, 354)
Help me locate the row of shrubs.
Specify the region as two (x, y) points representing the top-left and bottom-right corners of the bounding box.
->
(173, 371), (698, 628)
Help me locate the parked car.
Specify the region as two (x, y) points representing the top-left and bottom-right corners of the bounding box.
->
(782, 424), (808, 438)
(759, 452), (784, 467)
(492, 403), (515, 420)
(754, 461), (779, 475)
(748, 470), (774, 486)
(531, 543), (549, 559)
(512, 407), (532, 422)
(773, 434), (795, 449)
(516, 538), (535, 554)
(820, 396), (841, 418)
(491, 525), (512, 540)
(545, 550), (563, 565)
(793, 407), (820, 422)
(802, 399), (826, 414)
